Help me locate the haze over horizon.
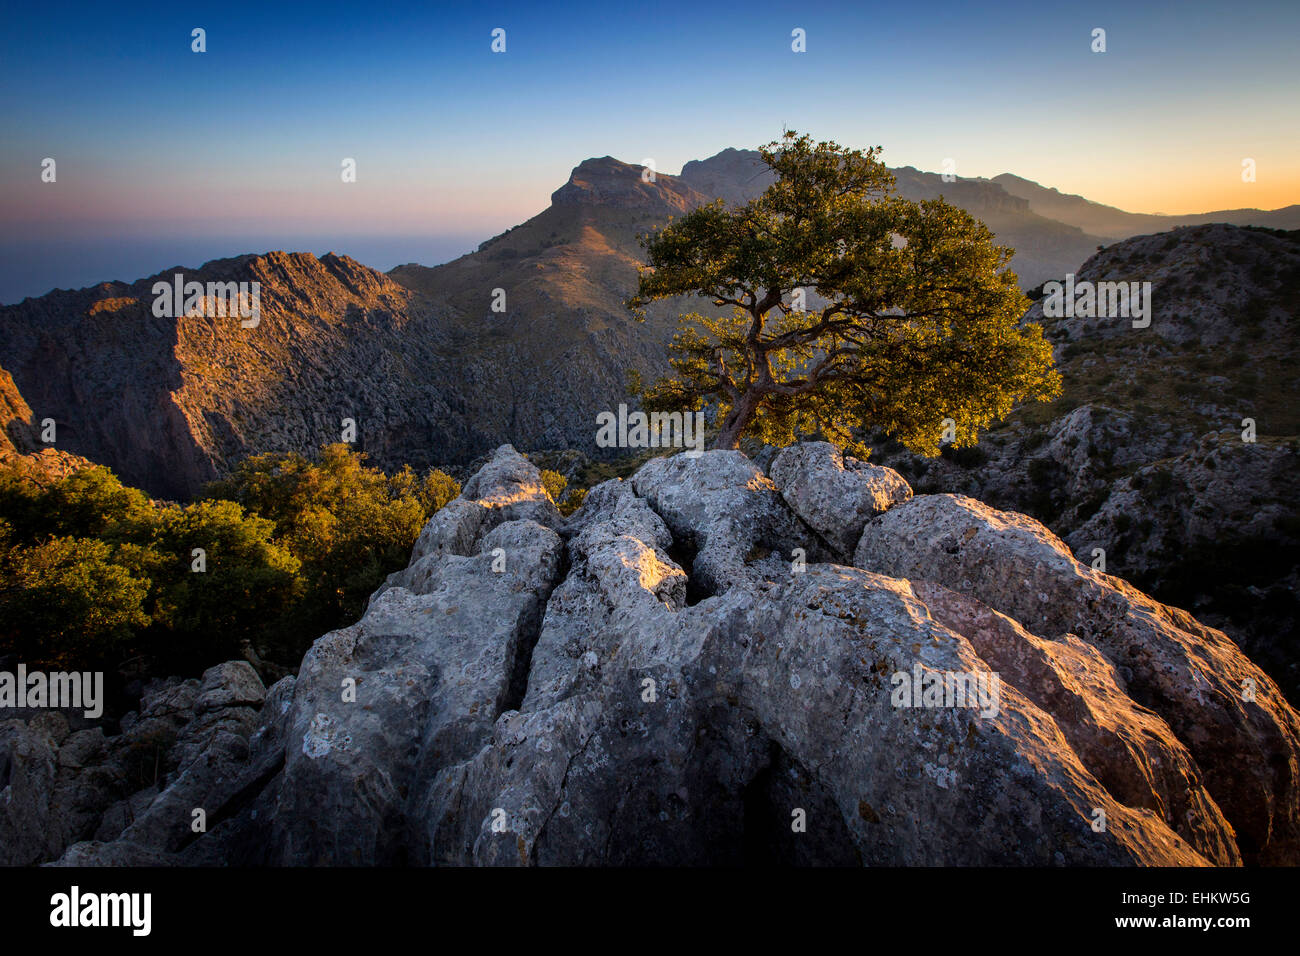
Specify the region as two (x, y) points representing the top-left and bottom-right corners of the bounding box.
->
(2, 0), (1297, 302)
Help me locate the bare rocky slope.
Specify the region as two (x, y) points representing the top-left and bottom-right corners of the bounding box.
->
(8, 444), (1298, 867)
(0, 363), (93, 482)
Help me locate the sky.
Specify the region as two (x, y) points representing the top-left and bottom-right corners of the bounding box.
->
(1, 0), (1297, 302)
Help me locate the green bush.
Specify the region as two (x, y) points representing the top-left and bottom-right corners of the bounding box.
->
(0, 535), (150, 668)
(203, 444), (460, 661)
(539, 469), (568, 503)
(0, 446), (460, 675)
(144, 500), (302, 667)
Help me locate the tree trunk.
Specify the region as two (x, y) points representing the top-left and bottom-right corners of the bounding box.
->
(712, 390), (760, 450)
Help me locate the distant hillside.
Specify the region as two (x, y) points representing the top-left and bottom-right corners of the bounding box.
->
(0, 253), (468, 497)
(990, 173), (1300, 240)
(0, 163), (705, 497)
(672, 148), (1104, 288)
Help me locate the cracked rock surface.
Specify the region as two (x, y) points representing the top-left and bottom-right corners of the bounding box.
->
(18, 444), (1300, 866)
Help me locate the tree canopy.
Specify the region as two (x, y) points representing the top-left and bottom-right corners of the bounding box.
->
(628, 132), (1061, 453)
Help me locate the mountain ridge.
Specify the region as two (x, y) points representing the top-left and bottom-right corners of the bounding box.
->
(2, 147), (1297, 503)
(989, 172), (1300, 239)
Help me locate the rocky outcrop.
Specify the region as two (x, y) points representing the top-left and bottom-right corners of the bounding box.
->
(769, 441), (912, 559)
(1, 661), (269, 865)
(552, 157), (710, 212)
(1066, 431), (1300, 589)
(17, 444), (1297, 867)
(628, 449), (830, 597)
(193, 448), (564, 865)
(867, 224), (1300, 704)
(855, 493), (1300, 864)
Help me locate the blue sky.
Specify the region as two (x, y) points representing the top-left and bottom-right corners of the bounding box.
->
(1, 0), (1297, 299)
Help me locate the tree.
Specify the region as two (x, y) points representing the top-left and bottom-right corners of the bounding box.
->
(627, 132), (1061, 453)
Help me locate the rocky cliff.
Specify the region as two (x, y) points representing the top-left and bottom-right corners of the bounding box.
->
(0, 363), (93, 482)
(0, 253), (457, 498)
(12, 444), (1298, 867)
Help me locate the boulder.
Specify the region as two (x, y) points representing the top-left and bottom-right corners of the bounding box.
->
(855, 493), (1300, 864)
(769, 441), (911, 558)
(630, 449), (830, 596)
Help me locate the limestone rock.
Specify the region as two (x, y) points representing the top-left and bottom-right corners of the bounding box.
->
(630, 449), (829, 596)
(14, 443), (1300, 868)
(855, 493), (1300, 864)
(769, 441), (911, 558)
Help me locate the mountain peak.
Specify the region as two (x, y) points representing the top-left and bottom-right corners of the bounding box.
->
(678, 148), (771, 206)
(551, 156), (706, 212)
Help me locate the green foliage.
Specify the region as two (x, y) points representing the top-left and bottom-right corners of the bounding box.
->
(0, 464), (300, 671)
(0, 464), (153, 544)
(537, 467), (590, 517)
(559, 486), (587, 517)
(203, 444), (459, 659)
(144, 500), (302, 664)
(538, 468), (568, 503)
(0, 536), (150, 668)
(628, 131), (1060, 454)
(0, 446), (459, 675)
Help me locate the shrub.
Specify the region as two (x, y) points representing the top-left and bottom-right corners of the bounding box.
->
(0, 445), (460, 676)
(143, 500), (302, 668)
(559, 487), (587, 517)
(0, 536), (150, 668)
(539, 469), (568, 503)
